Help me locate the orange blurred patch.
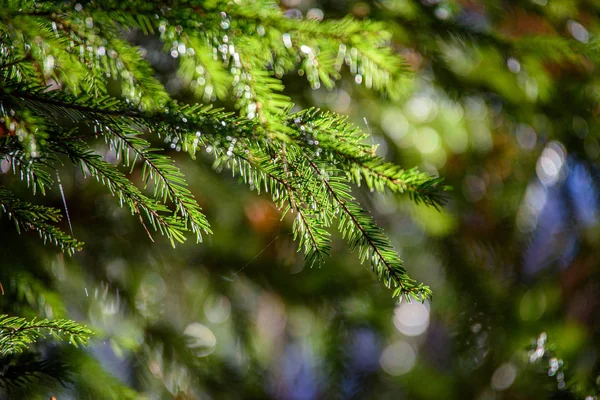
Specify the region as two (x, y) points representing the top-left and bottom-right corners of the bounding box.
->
(400, 48), (423, 72)
(0, 123), (14, 137)
(244, 198), (280, 234)
(499, 9), (556, 37)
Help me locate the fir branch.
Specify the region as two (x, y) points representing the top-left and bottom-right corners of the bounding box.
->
(287, 109), (448, 208)
(304, 156), (431, 300)
(0, 58), (30, 70)
(200, 134), (332, 265)
(102, 123), (211, 242)
(54, 139), (189, 246)
(0, 187), (83, 254)
(0, 146), (55, 196)
(0, 314), (92, 356)
(0, 1), (445, 299)
(281, 142), (331, 266)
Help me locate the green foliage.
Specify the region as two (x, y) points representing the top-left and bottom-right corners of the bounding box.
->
(0, 314), (92, 356)
(0, 352), (71, 392)
(0, 314), (91, 392)
(0, 187), (83, 254)
(0, 0), (447, 300)
(12, 0), (600, 398)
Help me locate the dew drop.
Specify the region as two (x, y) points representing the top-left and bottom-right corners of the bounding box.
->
(282, 33), (292, 49)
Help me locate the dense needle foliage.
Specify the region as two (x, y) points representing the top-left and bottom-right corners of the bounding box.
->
(2, 0), (600, 398)
(0, 0), (446, 300)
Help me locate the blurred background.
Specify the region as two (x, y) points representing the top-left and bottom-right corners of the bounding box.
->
(2, 0), (600, 398)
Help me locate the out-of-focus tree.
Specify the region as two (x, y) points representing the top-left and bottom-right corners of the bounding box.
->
(1, 0), (600, 399)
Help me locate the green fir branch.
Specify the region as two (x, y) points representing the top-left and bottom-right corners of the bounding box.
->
(0, 187), (83, 254)
(0, 314), (92, 356)
(0, 0), (446, 299)
(304, 157), (432, 301)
